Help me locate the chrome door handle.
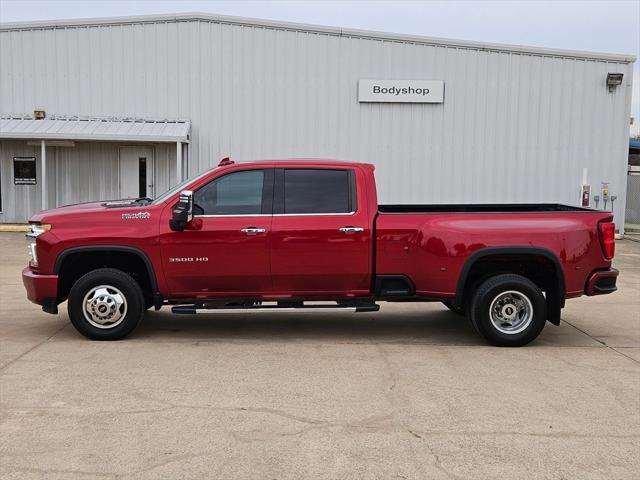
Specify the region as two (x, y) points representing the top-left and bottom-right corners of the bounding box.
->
(339, 226), (364, 234)
(240, 227), (267, 235)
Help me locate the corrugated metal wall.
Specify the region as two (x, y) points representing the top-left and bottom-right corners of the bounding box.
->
(626, 175), (640, 224)
(0, 141), (45, 221)
(53, 143), (120, 207)
(0, 141), (174, 222)
(0, 17), (634, 224)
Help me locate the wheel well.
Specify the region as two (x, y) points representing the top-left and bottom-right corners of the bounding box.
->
(56, 250), (154, 304)
(457, 253), (564, 324)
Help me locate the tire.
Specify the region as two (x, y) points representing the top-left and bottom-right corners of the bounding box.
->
(68, 268), (145, 340)
(468, 274), (546, 347)
(442, 300), (465, 316)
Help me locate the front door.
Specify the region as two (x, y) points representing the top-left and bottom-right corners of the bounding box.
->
(119, 146), (154, 199)
(270, 167), (372, 296)
(159, 167), (274, 297)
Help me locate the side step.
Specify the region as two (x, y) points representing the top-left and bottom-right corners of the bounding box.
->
(171, 303), (380, 315)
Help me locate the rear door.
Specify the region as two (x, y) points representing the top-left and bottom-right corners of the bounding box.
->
(270, 167), (371, 296)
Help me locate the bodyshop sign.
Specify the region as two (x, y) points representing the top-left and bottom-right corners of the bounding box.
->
(358, 80), (444, 103)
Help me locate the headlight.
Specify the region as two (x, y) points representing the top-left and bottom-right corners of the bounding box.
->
(26, 223), (50, 268)
(26, 223), (51, 238)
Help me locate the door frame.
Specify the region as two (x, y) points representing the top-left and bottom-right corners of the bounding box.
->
(118, 145), (155, 199)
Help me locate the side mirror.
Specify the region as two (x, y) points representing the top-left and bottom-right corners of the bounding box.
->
(169, 190), (193, 232)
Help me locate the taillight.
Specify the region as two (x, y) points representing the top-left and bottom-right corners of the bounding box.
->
(598, 221), (615, 260)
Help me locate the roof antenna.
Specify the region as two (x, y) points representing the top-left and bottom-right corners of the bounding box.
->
(218, 157), (234, 167)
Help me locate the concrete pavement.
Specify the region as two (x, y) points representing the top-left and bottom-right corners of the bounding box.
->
(1, 232), (638, 479)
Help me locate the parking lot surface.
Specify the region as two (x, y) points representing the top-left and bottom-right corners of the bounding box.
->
(1, 232), (639, 479)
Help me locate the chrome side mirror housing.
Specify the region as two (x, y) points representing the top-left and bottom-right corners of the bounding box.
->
(169, 190), (193, 232)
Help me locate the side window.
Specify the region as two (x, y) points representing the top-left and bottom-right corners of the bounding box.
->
(193, 170), (265, 215)
(283, 169), (355, 214)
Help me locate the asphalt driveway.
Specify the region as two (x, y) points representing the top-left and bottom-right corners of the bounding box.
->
(1, 232), (638, 479)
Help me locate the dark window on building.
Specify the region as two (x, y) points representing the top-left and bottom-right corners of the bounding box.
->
(139, 157), (147, 198)
(283, 169), (354, 214)
(193, 169), (265, 215)
(13, 157), (37, 185)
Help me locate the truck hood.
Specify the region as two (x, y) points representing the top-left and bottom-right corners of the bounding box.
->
(29, 199), (157, 223)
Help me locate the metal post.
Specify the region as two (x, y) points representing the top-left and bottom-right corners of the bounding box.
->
(176, 141), (182, 184)
(41, 139), (47, 210)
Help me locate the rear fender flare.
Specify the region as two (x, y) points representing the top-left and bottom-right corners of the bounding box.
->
(454, 246), (566, 314)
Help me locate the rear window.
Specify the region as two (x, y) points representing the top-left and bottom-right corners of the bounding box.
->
(283, 169), (354, 214)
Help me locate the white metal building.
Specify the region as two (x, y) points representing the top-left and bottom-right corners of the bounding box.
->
(0, 13), (635, 227)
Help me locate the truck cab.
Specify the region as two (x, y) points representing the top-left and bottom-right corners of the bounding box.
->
(159, 161), (374, 298)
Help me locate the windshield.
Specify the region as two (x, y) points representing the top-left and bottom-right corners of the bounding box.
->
(151, 168), (216, 205)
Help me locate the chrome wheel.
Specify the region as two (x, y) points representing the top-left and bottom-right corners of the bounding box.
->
(82, 285), (128, 329)
(489, 290), (534, 335)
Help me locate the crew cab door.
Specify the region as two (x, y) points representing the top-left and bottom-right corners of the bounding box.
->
(270, 167), (371, 296)
(159, 168), (274, 296)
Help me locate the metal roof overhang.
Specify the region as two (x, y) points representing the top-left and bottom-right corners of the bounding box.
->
(0, 117), (190, 143)
(0, 13), (636, 63)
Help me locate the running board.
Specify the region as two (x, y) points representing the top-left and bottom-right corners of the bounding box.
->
(171, 303), (380, 315)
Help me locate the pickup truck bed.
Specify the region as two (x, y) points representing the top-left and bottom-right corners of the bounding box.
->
(374, 207), (613, 303)
(378, 203), (591, 213)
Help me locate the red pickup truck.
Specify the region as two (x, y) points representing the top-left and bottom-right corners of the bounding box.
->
(22, 159), (618, 346)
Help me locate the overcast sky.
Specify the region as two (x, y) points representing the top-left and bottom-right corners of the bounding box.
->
(1, 0), (638, 135)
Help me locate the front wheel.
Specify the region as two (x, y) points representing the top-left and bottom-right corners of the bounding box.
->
(68, 268), (145, 340)
(468, 274), (546, 347)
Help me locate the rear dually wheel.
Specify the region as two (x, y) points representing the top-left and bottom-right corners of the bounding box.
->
(468, 274), (546, 347)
